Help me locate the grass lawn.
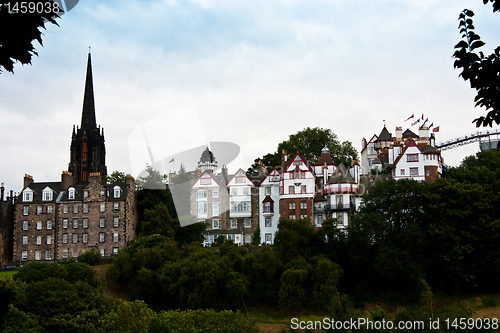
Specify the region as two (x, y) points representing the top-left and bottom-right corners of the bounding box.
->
(0, 270), (17, 279)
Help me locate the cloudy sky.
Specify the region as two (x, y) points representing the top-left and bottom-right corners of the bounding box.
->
(1, 0), (500, 194)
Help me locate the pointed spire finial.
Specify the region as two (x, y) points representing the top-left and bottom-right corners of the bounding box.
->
(81, 52), (96, 129)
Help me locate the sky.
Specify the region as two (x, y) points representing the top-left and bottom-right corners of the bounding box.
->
(1, 0), (500, 194)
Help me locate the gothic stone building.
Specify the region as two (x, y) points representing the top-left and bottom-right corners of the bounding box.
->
(12, 53), (137, 263)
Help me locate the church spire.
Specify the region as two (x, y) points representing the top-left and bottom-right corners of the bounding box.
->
(81, 51), (96, 128)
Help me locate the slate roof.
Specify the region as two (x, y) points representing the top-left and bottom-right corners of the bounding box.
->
(402, 128), (418, 139)
(327, 164), (356, 184)
(376, 126), (392, 141)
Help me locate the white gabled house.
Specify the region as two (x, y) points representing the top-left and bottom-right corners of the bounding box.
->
(258, 168), (280, 244)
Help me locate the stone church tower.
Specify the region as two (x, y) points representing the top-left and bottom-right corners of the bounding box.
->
(68, 52), (107, 184)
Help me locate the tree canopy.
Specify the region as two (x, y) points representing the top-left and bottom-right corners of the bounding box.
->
(249, 127), (358, 172)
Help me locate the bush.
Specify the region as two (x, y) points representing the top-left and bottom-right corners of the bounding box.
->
(80, 250), (101, 266)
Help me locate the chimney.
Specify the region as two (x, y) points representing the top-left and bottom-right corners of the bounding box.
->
(61, 171), (73, 190)
(0, 182), (4, 202)
(126, 175), (135, 188)
(221, 165), (229, 186)
(419, 126), (429, 142)
(395, 126), (402, 142)
(89, 172), (101, 184)
(23, 174), (33, 189)
(10, 190), (14, 204)
(281, 149), (287, 170)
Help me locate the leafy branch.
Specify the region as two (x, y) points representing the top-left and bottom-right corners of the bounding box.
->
(453, 7), (500, 127)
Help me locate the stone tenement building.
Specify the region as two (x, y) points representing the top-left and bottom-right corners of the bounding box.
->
(1, 184), (15, 268)
(12, 53), (137, 263)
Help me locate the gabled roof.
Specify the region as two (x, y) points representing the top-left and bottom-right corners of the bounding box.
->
(402, 128), (418, 139)
(259, 167), (280, 186)
(191, 170), (223, 188)
(327, 164), (356, 184)
(422, 144), (438, 154)
(285, 152), (314, 173)
(226, 168), (254, 186)
(360, 134), (378, 154)
(393, 137), (424, 166)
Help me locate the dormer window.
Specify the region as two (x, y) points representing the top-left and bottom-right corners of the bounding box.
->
(42, 187), (53, 201)
(113, 186), (121, 198)
(23, 189), (33, 202)
(68, 187), (76, 200)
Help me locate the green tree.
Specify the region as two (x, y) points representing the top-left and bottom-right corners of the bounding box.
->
(105, 170), (129, 184)
(0, 0), (60, 73)
(248, 127), (358, 172)
(252, 227), (261, 245)
(139, 202), (175, 238)
(273, 218), (319, 263)
(137, 164), (168, 190)
(453, 1), (500, 127)
(80, 249), (102, 266)
(278, 268), (308, 310)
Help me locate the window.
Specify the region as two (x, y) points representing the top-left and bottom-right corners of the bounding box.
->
(300, 201), (307, 209)
(36, 235), (42, 245)
(22, 236), (28, 245)
(113, 202), (120, 212)
(265, 187), (271, 195)
(113, 217), (119, 227)
(73, 204), (78, 214)
(200, 178), (211, 185)
(100, 217), (105, 228)
(22, 221), (28, 230)
(230, 202), (251, 212)
(337, 212), (344, 225)
(47, 235), (52, 245)
(62, 233), (68, 244)
(289, 202), (296, 210)
(407, 154), (419, 162)
(68, 188), (75, 199)
(230, 219), (237, 228)
(73, 249), (78, 258)
(301, 215), (307, 219)
(73, 233), (78, 244)
(82, 233), (88, 243)
(410, 168), (418, 177)
(317, 215), (323, 224)
(36, 205), (43, 215)
(235, 176), (246, 183)
(196, 190), (207, 198)
(265, 233), (272, 244)
(83, 203), (89, 213)
(83, 218), (89, 229)
(73, 218), (78, 229)
(63, 204), (68, 214)
(244, 218), (251, 228)
(62, 218), (68, 229)
(100, 203), (105, 213)
(197, 202), (208, 214)
(242, 187), (250, 195)
(23, 191), (33, 202)
(47, 220), (53, 230)
(113, 233), (119, 242)
(212, 188), (219, 198)
(23, 206), (29, 216)
(21, 251), (28, 260)
(101, 190), (105, 197)
(113, 186), (121, 198)
(401, 169), (405, 176)
(289, 186), (295, 194)
(62, 250), (68, 259)
(36, 221), (42, 230)
(47, 205), (53, 214)
(113, 248), (119, 256)
(99, 233), (105, 243)
(84, 191), (89, 198)
(426, 169), (430, 176)
(263, 201), (273, 213)
(231, 188), (238, 196)
(212, 202), (219, 217)
(212, 219), (220, 229)
(100, 249), (105, 257)
(45, 250), (52, 260)
(301, 185), (306, 194)
(244, 234), (251, 244)
(35, 250), (41, 261)
(289, 215), (296, 220)
(265, 218), (272, 227)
